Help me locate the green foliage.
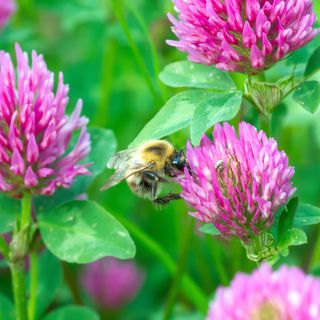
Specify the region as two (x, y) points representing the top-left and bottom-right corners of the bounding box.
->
(190, 91), (242, 145)
(0, 195), (20, 233)
(276, 198), (307, 256)
(0, 294), (15, 320)
(130, 90), (212, 146)
(293, 81), (320, 113)
(43, 306), (99, 320)
(159, 61), (235, 90)
(305, 47), (320, 77)
(294, 203), (320, 226)
(27, 251), (63, 319)
(132, 90), (242, 147)
(38, 201), (136, 263)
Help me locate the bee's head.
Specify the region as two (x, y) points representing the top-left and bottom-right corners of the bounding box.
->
(170, 150), (186, 171)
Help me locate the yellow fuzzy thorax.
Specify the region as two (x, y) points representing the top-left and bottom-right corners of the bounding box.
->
(139, 140), (175, 171)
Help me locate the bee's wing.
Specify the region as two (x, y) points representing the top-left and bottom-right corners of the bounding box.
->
(100, 162), (153, 191)
(107, 149), (137, 169)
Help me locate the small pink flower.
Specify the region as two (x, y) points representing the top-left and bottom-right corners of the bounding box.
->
(0, 0), (15, 28)
(81, 257), (144, 310)
(208, 263), (320, 319)
(0, 44), (91, 196)
(177, 122), (296, 242)
(167, 0), (320, 73)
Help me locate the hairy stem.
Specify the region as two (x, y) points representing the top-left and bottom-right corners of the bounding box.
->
(28, 251), (38, 320)
(10, 192), (32, 320)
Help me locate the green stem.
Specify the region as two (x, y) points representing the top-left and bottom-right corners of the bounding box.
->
(117, 215), (208, 314)
(11, 262), (28, 320)
(110, 0), (162, 106)
(164, 218), (195, 320)
(10, 193), (32, 320)
(28, 251), (38, 320)
(21, 193), (32, 230)
(259, 112), (272, 136)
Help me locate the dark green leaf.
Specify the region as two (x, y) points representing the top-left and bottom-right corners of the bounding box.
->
(190, 91), (242, 145)
(198, 224), (220, 235)
(159, 61), (235, 90)
(277, 197), (299, 247)
(130, 90), (218, 147)
(36, 128), (117, 213)
(43, 305), (99, 320)
(293, 81), (320, 113)
(305, 47), (320, 77)
(0, 294), (14, 320)
(0, 194), (20, 233)
(294, 203), (320, 226)
(27, 251), (62, 319)
(38, 200), (135, 263)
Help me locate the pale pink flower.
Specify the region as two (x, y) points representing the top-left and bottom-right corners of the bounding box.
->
(177, 122), (295, 242)
(208, 263), (320, 319)
(0, 0), (15, 28)
(81, 257), (144, 309)
(167, 0), (320, 73)
(0, 44), (90, 196)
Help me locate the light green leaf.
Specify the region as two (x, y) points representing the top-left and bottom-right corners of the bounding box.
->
(294, 203), (320, 226)
(0, 194), (20, 233)
(38, 201), (135, 263)
(293, 81), (320, 113)
(36, 128), (117, 213)
(43, 305), (99, 320)
(305, 47), (320, 77)
(27, 251), (62, 319)
(159, 61), (235, 90)
(190, 91), (242, 145)
(277, 228), (307, 256)
(198, 224), (220, 235)
(0, 294), (14, 320)
(130, 90), (217, 147)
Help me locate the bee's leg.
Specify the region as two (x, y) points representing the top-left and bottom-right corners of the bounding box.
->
(153, 193), (181, 205)
(142, 171), (159, 200)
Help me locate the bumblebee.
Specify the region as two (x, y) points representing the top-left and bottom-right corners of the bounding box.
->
(100, 140), (186, 204)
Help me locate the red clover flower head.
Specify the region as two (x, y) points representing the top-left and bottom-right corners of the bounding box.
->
(177, 122), (296, 242)
(81, 257), (144, 310)
(0, 44), (91, 196)
(208, 263), (320, 319)
(167, 0), (320, 73)
(0, 0), (15, 29)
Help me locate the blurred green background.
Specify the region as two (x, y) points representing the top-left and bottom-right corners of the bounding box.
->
(1, 0), (320, 319)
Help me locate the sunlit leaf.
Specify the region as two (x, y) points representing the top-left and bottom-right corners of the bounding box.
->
(130, 90), (217, 147)
(159, 61), (235, 90)
(38, 201), (135, 263)
(294, 203), (320, 226)
(293, 81), (320, 113)
(190, 91), (242, 145)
